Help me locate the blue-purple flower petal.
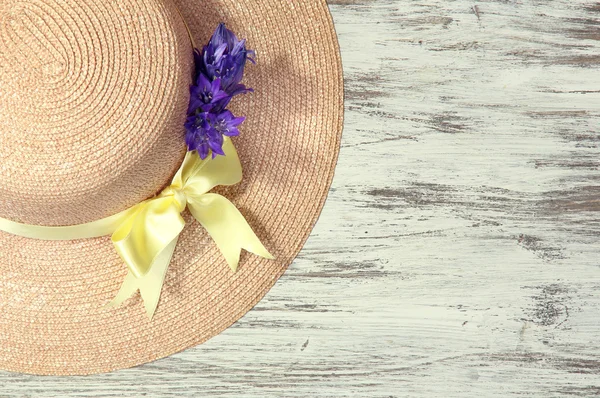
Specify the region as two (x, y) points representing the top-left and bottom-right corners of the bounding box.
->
(185, 24), (254, 157)
(213, 110), (245, 137)
(227, 83), (253, 97)
(199, 24), (254, 96)
(189, 75), (231, 113)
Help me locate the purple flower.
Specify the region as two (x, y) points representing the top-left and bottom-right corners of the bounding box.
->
(215, 53), (254, 96)
(201, 23), (255, 96)
(213, 110), (245, 137)
(184, 24), (253, 158)
(185, 110), (246, 159)
(185, 112), (224, 159)
(209, 23), (247, 58)
(189, 75), (230, 113)
(204, 23), (256, 65)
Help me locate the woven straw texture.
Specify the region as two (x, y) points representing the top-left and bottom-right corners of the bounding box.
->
(0, 0), (343, 375)
(0, 0), (192, 226)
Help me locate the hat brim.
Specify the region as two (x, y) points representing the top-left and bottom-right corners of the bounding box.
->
(0, 0), (343, 375)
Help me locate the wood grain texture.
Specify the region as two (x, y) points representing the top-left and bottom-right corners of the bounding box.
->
(1, 0), (600, 396)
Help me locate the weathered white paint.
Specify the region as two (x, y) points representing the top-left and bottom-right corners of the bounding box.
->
(1, 0), (600, 396)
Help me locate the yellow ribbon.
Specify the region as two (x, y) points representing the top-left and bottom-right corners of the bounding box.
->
(0, 138), (273, 318)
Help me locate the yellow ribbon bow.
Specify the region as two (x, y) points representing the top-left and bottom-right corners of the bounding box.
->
(0, 138), (273, 318)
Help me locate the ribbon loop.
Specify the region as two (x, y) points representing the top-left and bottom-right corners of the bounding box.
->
(111, 196), (185, 279)
(107, 138), (272, 318)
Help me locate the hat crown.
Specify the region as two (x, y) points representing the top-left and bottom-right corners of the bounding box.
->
(0, 0), (193, 226)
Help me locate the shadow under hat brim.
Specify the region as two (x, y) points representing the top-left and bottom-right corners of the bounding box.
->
(0, 0), (343, 375)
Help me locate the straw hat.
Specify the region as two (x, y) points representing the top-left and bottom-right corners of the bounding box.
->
(0, 0), (343, 375)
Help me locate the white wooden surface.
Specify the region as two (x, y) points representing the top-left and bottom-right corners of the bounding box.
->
(2, 0), (600, 396)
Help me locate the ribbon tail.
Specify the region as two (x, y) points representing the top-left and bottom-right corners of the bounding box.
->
(107, 272), (138, 310)
(188, 193), (273, 272)
(107, 237), (179, 319)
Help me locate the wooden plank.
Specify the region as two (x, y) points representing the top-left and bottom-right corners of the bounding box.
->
(1, 0), (599, 396)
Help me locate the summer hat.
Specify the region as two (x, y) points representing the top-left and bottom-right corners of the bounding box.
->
(0, 0), (343, 375)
